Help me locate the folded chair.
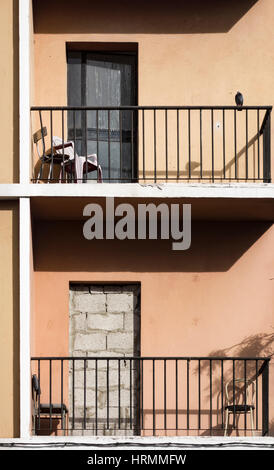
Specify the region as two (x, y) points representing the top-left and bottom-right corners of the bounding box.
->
(32, 374), (68, 435)
(52, 136), (103, 183)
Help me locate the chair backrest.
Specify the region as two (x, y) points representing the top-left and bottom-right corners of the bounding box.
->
(225, 378), (255, 406)
(32, 374), (41, 397)
(33, 127), (47, 159)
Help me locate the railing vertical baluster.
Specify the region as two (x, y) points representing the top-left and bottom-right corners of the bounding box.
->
(221, 359), (224, 430)
(108, 110), (110, 182)
(96, 110), (99, 183)
(263, 111), (271, 183)
(177, 109), (180, 180)
(188, 110), (191, 179)
(95, 359), (98, 434)
(142, 109), (145, 180)
(165, 109), (168, 180)
(164, 359), (167, 431)
(200, 109), (202, 179)
(256, 360), (258, 431)
(84, 109), (87, 181)
(73, 110), (76, 182)
(72, 359), (75, 431)
(130, 358), (132, 430)
(118, 359), (121, 430)
(210, 359), (212, 435)
(244, 359), (247, 432)
(153, 359), (155, 435)
(234, 109), (237, 179)
(257, 109), (260, 180)
(38, 359), (41, 431)
(120, 110), (122, 181)
(141, 359), (144, 431)
(211, 109), (214, 182)
(246, 110), (248, 180)
(175, 359), (178, 431)
(131, 111), (134, 182)
(107, 359), (109, 430)
(223, 109), (226, 179)
(262, 359), (269, 436)
(83, 358), (86, 430)
(154, 110), (157, 183)
(198, 359), (201, 431)
(49, 359), (52, 432)
(233, 359), (235, 430)
(50, 110), (53, 181)
(62, 110), (65, 181)
(187, 359), (190, 431)
(61, 359), (64, 432)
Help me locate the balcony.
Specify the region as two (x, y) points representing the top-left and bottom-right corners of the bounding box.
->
(31, 106), (272, 184)
(31, 356), (270, 437)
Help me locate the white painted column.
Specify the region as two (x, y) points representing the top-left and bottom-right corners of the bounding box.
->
(19, 0), (31, 438)
(19, 197), (31, 438)
(19, 0), (31, 184)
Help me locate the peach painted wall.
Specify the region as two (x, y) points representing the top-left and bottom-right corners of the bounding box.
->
(31, 0), (274, 180)
(32, 219), (274, 435)
(0, 0), (19, 183)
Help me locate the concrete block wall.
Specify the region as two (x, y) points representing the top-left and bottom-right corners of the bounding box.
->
(69, 284), (140, 436)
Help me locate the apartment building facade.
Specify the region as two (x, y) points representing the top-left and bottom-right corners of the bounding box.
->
(0, 0), (273, 442)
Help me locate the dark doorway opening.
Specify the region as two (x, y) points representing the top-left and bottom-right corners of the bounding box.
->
(67, 49), (138, 182)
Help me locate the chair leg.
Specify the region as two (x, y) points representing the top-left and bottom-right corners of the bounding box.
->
(62, 411), (65, 436)
(37, 160), (44, 182)
(250, 409), (255, 436)
(224, 409), (229, 436)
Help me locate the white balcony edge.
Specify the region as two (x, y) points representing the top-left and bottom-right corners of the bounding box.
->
(0, 183), (273, 199)
(0, 436), (273, 450)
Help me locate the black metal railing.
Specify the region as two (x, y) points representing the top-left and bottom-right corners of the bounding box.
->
(31, 356), (270, 436)
(31, 106), (272, 183)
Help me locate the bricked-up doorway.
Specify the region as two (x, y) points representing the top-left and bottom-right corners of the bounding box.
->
(69, 284), (140, 435)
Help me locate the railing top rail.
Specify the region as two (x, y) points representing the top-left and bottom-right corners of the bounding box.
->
(31, 105), (273, 111)
(31, 356), (271, 361)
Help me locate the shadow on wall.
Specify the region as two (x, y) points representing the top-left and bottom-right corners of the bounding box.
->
(32, 220), (272, 273)
(205, 331), (274, 360)
(196, 332), (274, 436)
(33, 0), (258, 34)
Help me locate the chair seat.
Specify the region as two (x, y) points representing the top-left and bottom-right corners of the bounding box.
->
(225, 404), (255, 413)
(38, 403), (68, 414)
(42, 154), (70, 164)
(64, 158), (98, 174)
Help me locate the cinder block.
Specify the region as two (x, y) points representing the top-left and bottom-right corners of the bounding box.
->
(107, 332), (134, 352)
(123, 313), (134, 332)
(74, 293), (107, 314)
(107, 293), (134, 314)
(74, 333), (106, 352)
(87, 313), (123, 332)
(72, 313), (87, 332)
